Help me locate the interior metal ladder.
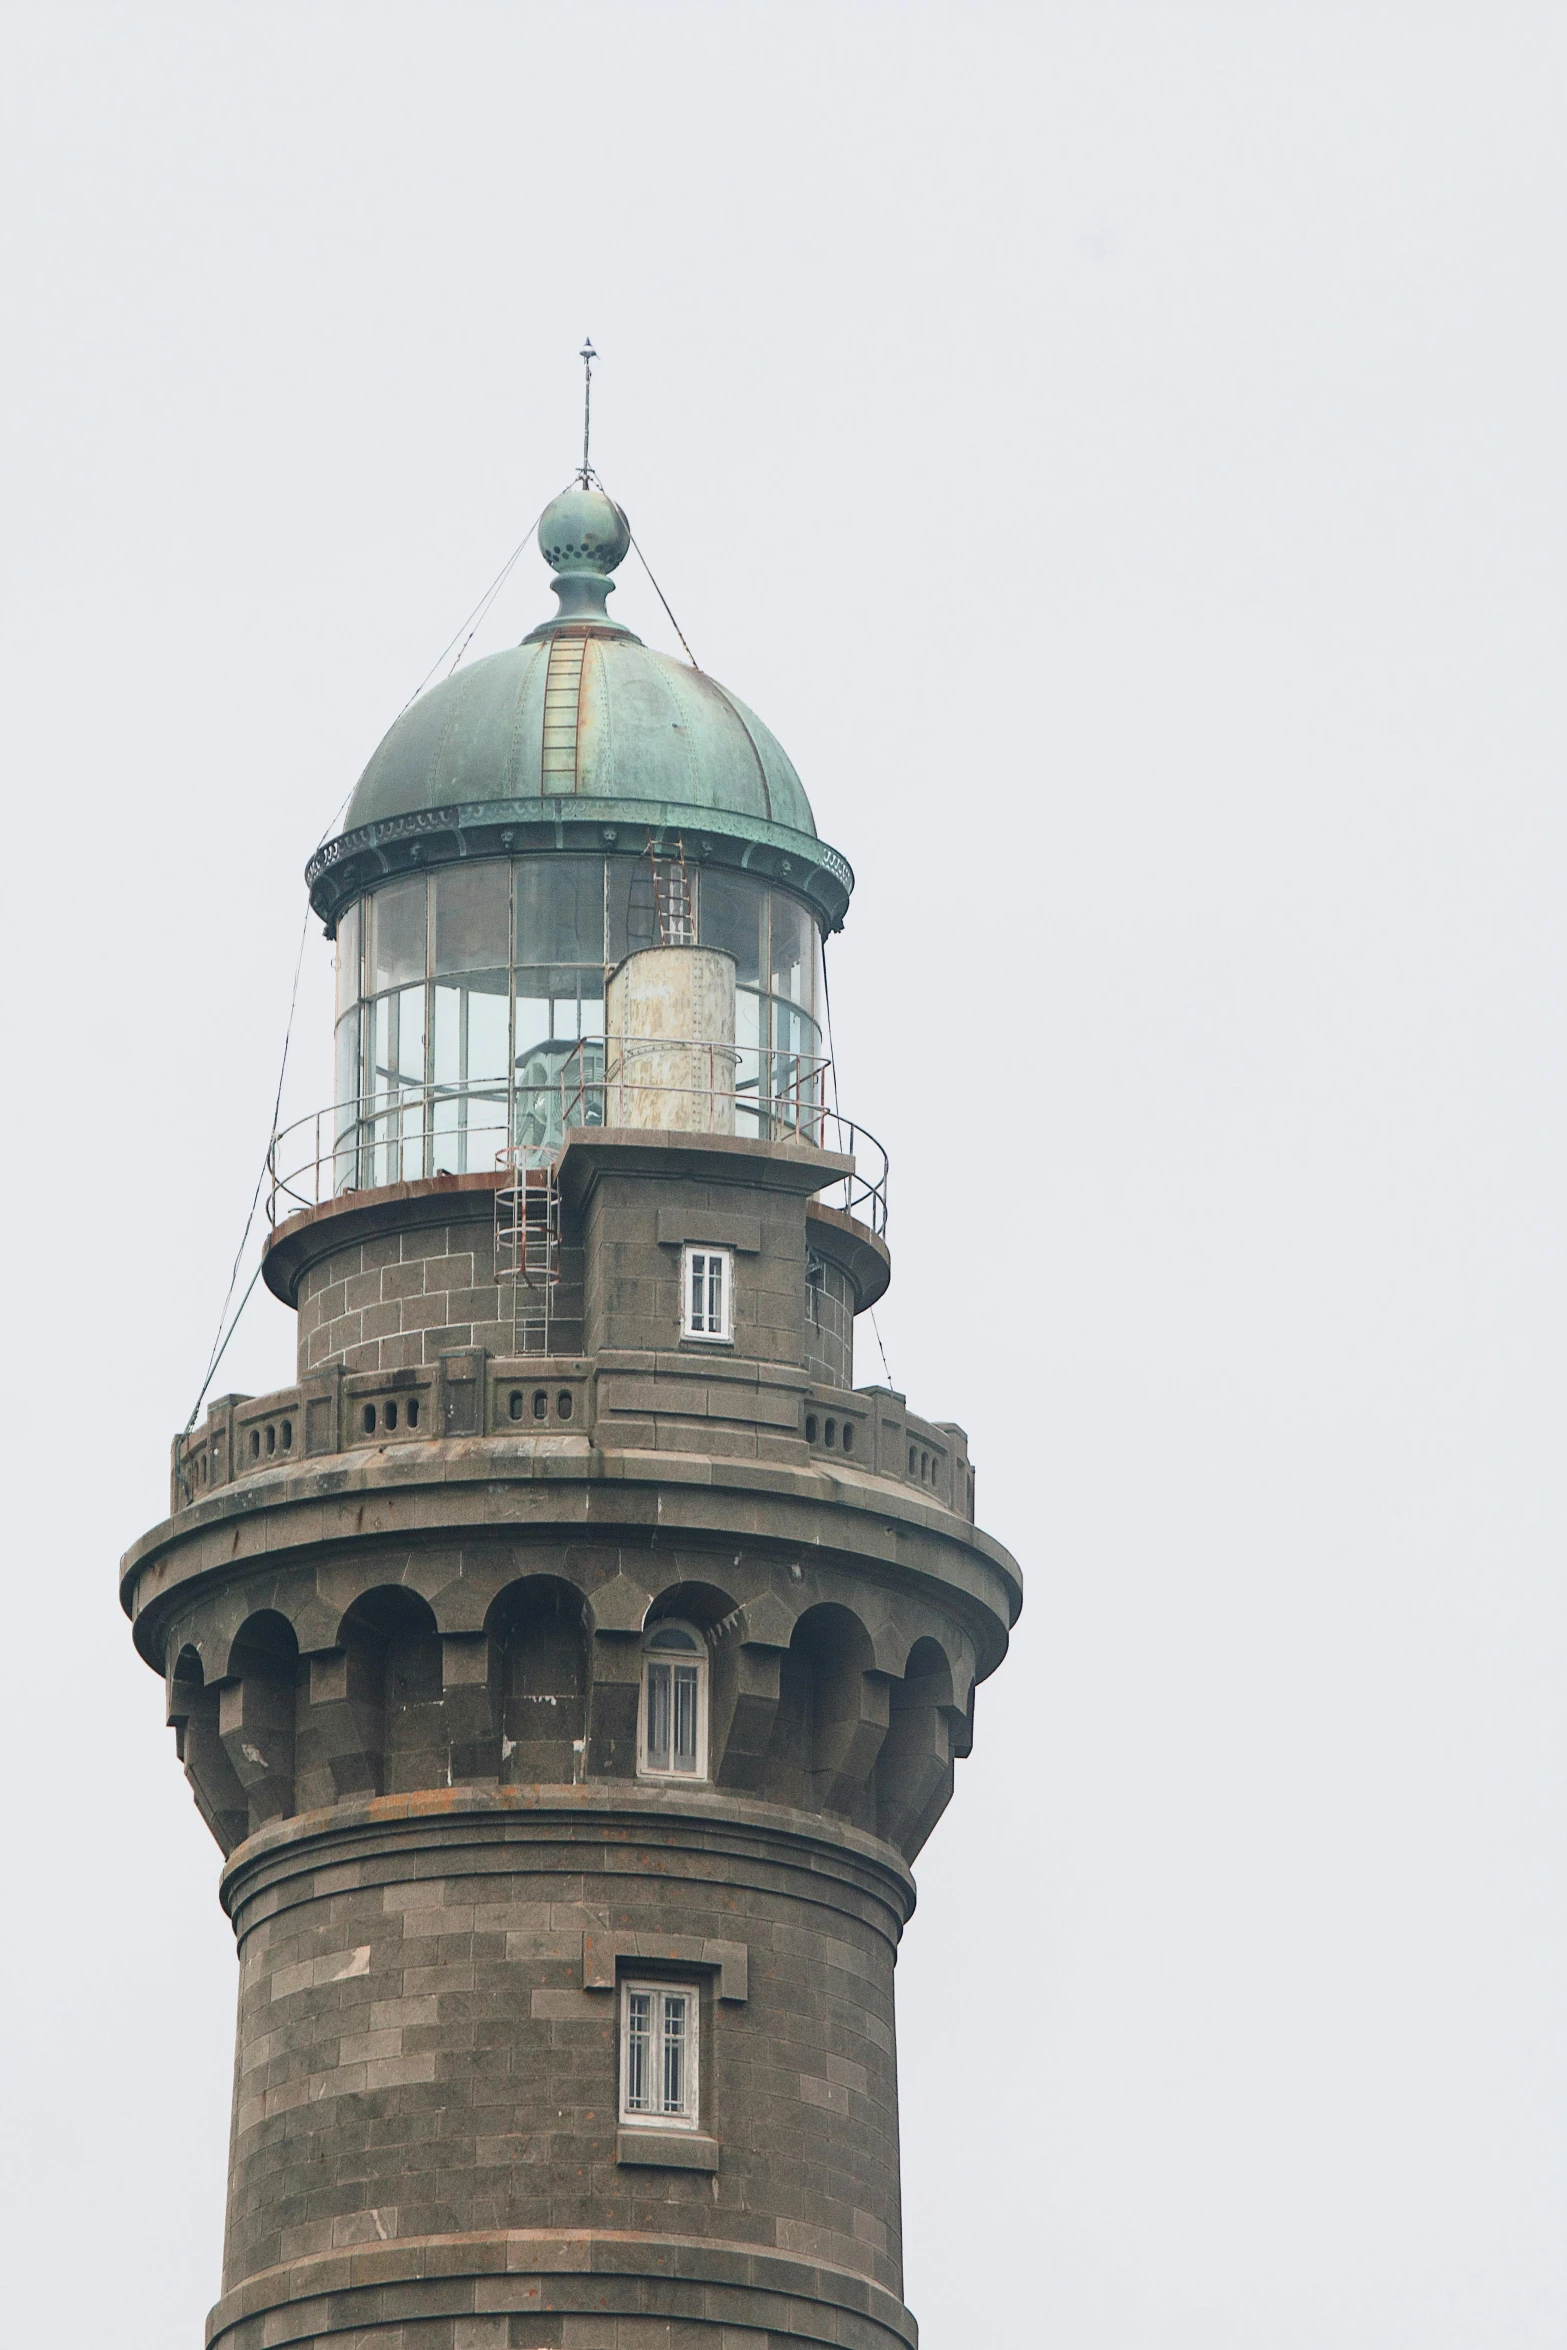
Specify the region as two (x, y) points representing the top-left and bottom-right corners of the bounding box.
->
(495, 1157), (561, 1356)
(647, 835), (694, 946)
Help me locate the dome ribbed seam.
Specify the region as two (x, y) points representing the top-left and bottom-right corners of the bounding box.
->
(702, 674), (775, 824)
(648, 654), (708, 813)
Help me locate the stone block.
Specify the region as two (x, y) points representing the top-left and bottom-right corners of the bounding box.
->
(529, 1988), (600, 2022)
(615, 2130), (720, 2173)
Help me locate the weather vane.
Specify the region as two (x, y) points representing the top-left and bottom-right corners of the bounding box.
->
(578, 337), (597, 485)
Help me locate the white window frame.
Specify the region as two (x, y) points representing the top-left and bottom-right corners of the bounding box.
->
(681, 1244), (733, 1343)
(619, 1978), (701, 2130)
(638, 1620), (710, 1782)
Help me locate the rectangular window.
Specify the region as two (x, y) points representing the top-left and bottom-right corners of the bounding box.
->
(682, 1246), (732, 1343)
(620, 1982), (699, 2128)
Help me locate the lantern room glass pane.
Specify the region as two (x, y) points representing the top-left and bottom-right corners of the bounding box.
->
(432, 969), (510, 1174)
(768, 892), (813, 1012)
(699, 870), (763, 986)
(365, 996), (392, 1097)
(516, 856), (604, 965)
(513, 991), (550, 1063)
(366, 876), (428, 994)
(467, 976), (510, 1077)
(334, 901), (361, 1023)
(513, 966), (605, 1035)
(395, 984), (426, 1083)
(335, 1010), (360, 1124)
(433, 972), (510, 1085)
(435, 863), (509, 975)
(334, 1010), (362, 1191)
(732, 986), (762, 1137)
(607, 853), (661, 965)
(432, 986), (461, 1088)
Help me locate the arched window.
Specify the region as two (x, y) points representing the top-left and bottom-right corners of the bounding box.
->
(639, 1621), (709, 1781)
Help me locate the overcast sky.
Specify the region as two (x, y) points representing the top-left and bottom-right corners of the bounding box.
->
(2, 6), (1563, 2344)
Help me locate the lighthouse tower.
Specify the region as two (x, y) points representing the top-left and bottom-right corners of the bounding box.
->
(122, 481), (1022, 2350)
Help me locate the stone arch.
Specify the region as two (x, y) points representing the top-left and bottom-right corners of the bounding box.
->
(486, 1577), (588, 1785)
(762, 1601), (888, 1829)
(229, 1609), (299, 1672)
(635, 1583), (735, 1786)
(642, 1579), (741, 1792)
(645, 1578), (736, 1637)
(208, 1594), (293, 1684)
(337, 1587), (445, 1798)
(875, 1634), (960, 1861)
(168, 1641), (204, 1709)
(167, 1641), (249, 1858)
(220, 1610), (301, 1836)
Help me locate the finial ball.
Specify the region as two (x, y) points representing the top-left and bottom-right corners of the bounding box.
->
(539, 487), (631, 576)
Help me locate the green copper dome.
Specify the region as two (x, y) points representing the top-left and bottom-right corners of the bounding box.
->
(339, 636), (816, 837)
(306, 487), (852, 934)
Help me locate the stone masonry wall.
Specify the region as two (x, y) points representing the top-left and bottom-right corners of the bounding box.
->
(296, 1213), (586, 1379)
(219, 1803), (908, 2348)
(580, 1167), (808, 1366)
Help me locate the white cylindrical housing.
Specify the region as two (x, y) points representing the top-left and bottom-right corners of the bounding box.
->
(604, 946), (737, 1132)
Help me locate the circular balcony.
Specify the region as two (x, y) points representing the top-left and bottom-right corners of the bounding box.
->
(267, 1044), (890, 1236)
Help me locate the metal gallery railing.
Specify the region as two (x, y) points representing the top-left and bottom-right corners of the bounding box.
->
(267, 1042), (889, 1235)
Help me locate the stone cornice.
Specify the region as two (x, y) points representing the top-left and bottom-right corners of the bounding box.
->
(206, 2223), (917, 2350)
(121, 1431), (1022, 1675)
(219, 1780), (917, 1939)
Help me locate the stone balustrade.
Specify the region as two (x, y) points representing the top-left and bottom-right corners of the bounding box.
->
(174, 1354), (972, 1521)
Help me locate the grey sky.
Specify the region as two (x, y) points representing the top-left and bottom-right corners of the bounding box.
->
(2, 5), (1563, 2343)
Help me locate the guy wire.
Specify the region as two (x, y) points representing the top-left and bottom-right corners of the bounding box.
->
(183, 485), (577, 1446)
(399, 488), (569, 715)
(183, 852), (325, 1438)
(628, 530), (700, 669)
